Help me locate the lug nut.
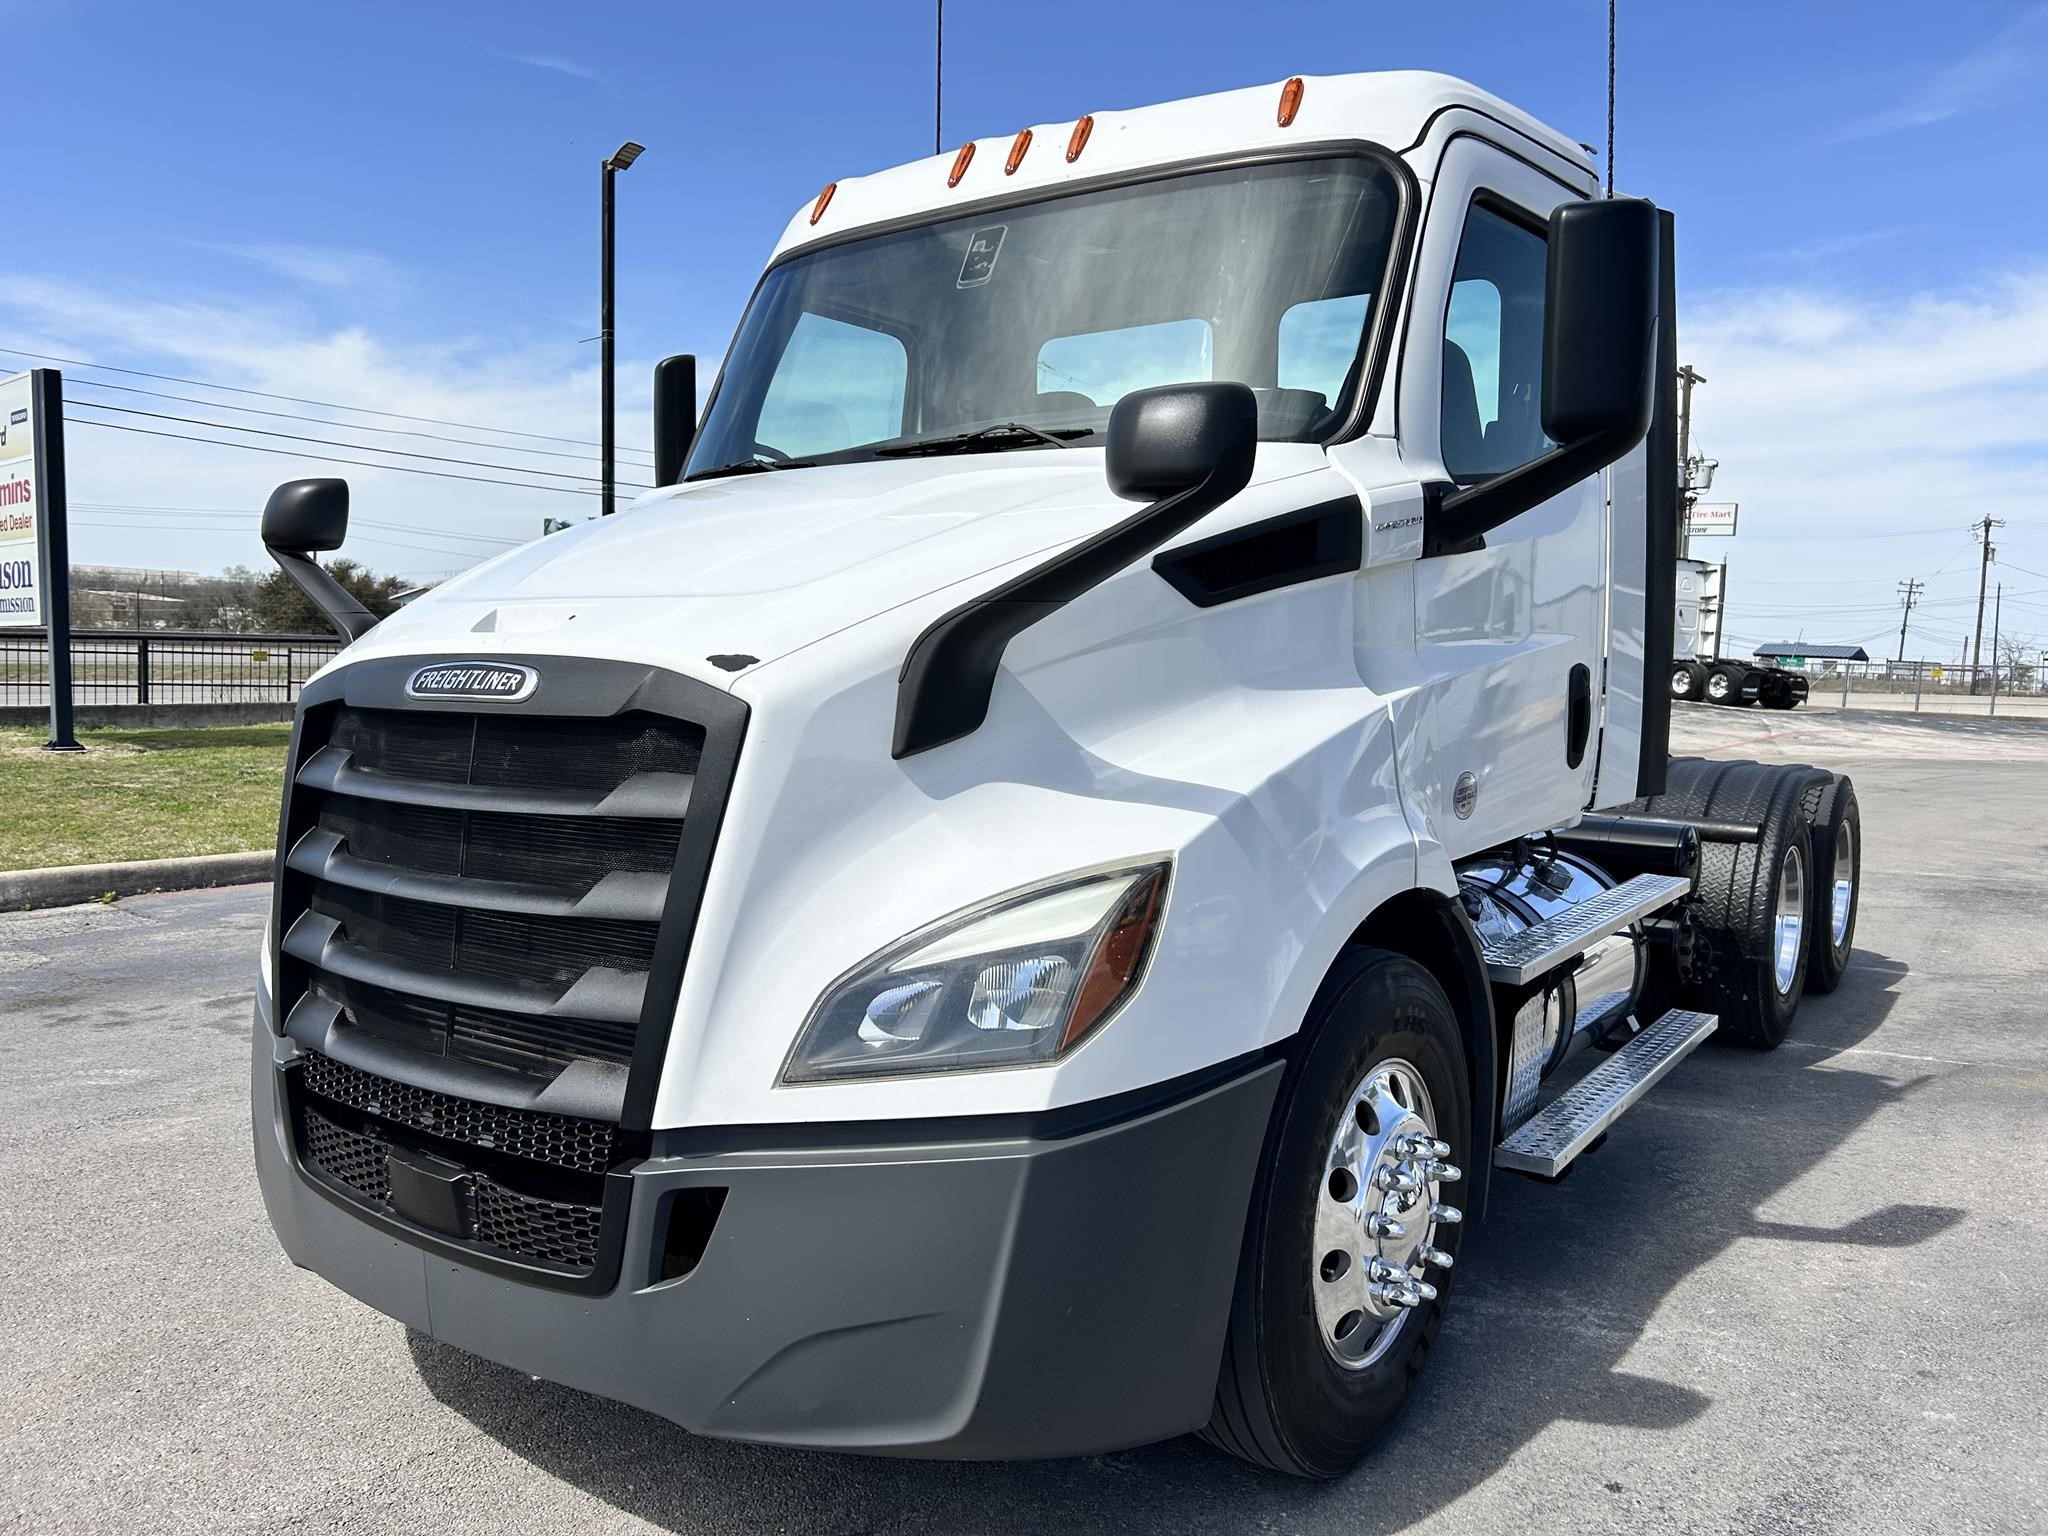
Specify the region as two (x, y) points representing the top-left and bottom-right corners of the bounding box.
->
(1367, 1256), (1404, 1283)
(1366, 1212), (1407, 1241)
(1430, 1202), (1464, 1226)
(1409, 1276), (1439, 1302)
(1421, 1159), (1463, 1184)
(1375, 1166), (1421, 1194)
(1417, 1242), (1454, 1270)
(1400, 1133), (1452, 1160)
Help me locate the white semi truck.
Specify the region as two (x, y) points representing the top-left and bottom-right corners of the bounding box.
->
(251, 71), (1862, 1477)
(1669, 557), (1810, 708)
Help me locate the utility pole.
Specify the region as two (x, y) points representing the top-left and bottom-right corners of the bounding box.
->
(1676, 363), (1705, 556)
(1970, 515), (2005, 692)
(1895, 577), (1923, 664)
(1990, 583), (2003, 715)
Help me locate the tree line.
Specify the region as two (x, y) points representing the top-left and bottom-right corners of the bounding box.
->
(68, 562), (414, 634)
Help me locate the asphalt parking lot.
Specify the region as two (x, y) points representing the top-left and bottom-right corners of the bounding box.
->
(4, 706), (2045, 1534)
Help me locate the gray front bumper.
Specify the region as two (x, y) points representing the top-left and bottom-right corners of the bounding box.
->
(252, 1011), (1281, 1459)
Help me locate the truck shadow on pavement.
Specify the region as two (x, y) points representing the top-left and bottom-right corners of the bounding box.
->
(408, 949), (1960, 1536)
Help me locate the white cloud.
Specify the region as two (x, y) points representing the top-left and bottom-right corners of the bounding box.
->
(188, 242), (404, 294)
(486, 49), (607, 82)
(1681, 268), (2048, 655)
(0, 272), (665, 582)
(1834, 6), (2048, 141)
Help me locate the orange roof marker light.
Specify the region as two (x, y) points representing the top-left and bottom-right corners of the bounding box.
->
(809, 182), (837, 225)
(1006, 128), (1033, 175)
(1277, 76), (1306, 128)
(948, 141), (976, 188)
(1066, 114), (1094, 163)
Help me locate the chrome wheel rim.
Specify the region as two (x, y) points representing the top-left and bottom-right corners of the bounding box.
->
(1772, 841), (1807, 995)
(1312, 1058), (1459, 1370)
(1707, 673), (1731, 700)
(1830, 821), (1856, 948)
(1671, 667), (1692, 697)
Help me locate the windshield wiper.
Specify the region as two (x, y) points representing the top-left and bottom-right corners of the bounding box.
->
(872, 423), (1094, 458)
(688, 456), (817, 482)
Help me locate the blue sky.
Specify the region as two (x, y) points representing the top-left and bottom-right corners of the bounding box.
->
(8, 0), (2048, 654)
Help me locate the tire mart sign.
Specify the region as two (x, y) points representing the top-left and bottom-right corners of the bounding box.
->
(0, 371), (42, 627)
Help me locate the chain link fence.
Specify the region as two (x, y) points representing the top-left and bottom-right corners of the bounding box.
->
(0, 629), (343, 708)
(1779, 658), (2047, 716)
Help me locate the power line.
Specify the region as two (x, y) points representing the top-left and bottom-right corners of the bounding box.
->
(67, 416), (611, 497)
(70, 502), (522, 548)
(62, 376), (646, 466)
(69, 519), (505, 562)
(66, 400), (651, 487)
(0, 342), (657, 458)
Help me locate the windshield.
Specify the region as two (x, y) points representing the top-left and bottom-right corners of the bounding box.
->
(687, 155), (1403, 478)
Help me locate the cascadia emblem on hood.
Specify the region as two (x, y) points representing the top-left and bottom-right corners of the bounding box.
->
(405, 661), (539, 702)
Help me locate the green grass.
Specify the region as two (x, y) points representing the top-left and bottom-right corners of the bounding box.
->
(0, 724), (291, 871)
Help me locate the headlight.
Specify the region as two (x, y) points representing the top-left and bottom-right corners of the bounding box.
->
(781, 861), (1171, 1083)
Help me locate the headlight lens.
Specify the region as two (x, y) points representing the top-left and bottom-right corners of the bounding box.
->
(781, 861), (1171, 1083)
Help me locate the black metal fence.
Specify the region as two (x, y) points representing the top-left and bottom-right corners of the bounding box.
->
(0, 629), (343, 708)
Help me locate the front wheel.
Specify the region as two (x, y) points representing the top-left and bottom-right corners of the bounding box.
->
(1203, 948), (1471, 1478)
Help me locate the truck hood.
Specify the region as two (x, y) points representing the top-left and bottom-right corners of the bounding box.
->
(359, 446), (1326, 678)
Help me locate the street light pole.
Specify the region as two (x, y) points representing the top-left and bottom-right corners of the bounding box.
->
(601, 141), (645, 516)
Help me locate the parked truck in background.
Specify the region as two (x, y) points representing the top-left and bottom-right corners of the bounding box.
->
(1669, 556), (1811, 708)
(251, 71), (1863, 1477)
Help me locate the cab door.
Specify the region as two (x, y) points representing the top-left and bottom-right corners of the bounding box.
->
(1391, 135), (1607, 858)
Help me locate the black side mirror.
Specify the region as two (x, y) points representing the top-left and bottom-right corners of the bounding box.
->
(653, 354), (698, 486)
(1107, 380), (1260, 502)
(260, 477), (350, 554)
(261, 478), (376, 641)
(1426, 196), (1660, 556)
(893, 381), (1257, 757)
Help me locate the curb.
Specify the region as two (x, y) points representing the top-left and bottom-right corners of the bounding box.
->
(1, 851), (273, 912)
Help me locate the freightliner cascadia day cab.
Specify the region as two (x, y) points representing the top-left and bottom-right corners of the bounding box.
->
(251, 72), (1862, 1476)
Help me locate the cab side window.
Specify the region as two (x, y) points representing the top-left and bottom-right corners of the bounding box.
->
(1440, 202), (1552, 482)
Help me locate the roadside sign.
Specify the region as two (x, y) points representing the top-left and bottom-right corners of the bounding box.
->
(0, 371), (42, 628)
(1931, 665), (1945, 681)
(0, 369), (79, 748)
(1685, 502), (1738, 537)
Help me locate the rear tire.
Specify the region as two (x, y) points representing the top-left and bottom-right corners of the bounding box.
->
(1705, 664), (1747, 706)
(1670, 661), (1707, 702)
(1625, 759), (1829, 1048)
(1803, 776), (1860, 994)
(1203, 948), (1471, 1478)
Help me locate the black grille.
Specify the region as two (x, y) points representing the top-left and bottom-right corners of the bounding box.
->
(471, 1180), (604, 1269)
(301, 1050), (618, 1174)
(332, 708), (701, 792)
(314, 974), (636, 1077)
(280, 703), (701, 1080)
(304, 1107), (391, 1203)
(321, 795), (683, 892)
(296, 1054), (612, 1274)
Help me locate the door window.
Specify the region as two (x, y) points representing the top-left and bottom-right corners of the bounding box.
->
(1440, 203), (1552, 482)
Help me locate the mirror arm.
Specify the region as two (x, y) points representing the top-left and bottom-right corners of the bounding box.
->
(266, 547), (378, 641)
(892, 441), (1255, 759)
(1420, 419), (1647, 559)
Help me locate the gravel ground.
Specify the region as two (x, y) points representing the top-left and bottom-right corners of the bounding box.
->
(3, 707), (2044, 1534)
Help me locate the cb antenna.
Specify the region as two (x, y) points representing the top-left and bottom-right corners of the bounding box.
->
(935, 1), (944, 155)
(1605, 0), (1617, 196)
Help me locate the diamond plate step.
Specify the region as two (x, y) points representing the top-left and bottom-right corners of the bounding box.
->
(1479, 872), (1692, 985)
(1493, 1008), (1718, 1178)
